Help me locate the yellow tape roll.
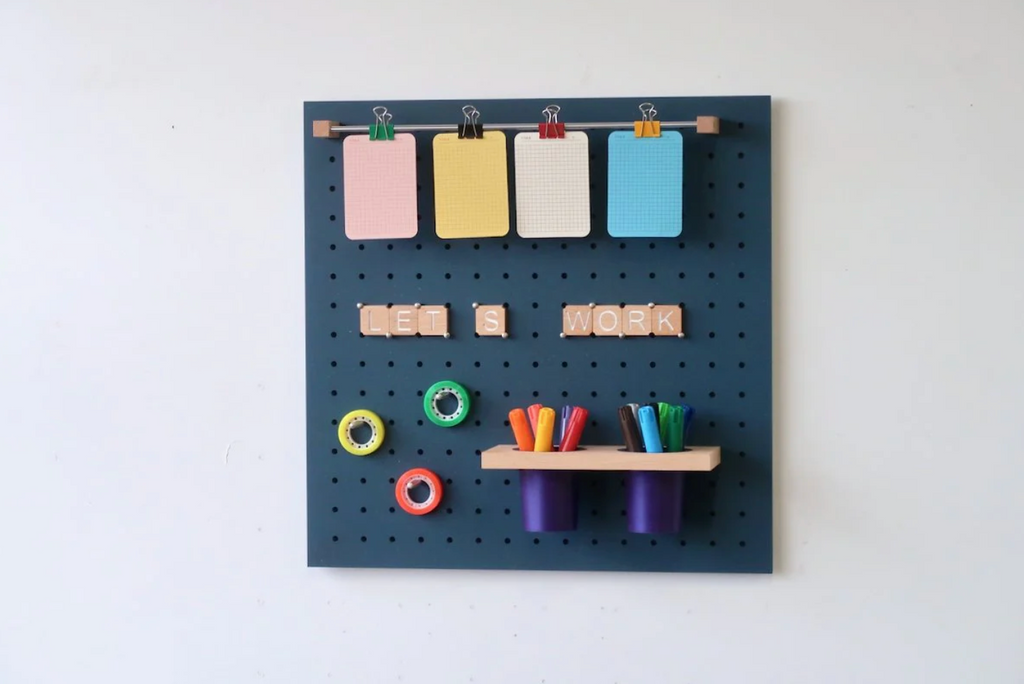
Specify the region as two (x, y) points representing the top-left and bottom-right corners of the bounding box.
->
(338, 409), (386, 456)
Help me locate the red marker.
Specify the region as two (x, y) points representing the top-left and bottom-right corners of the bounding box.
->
(527, 403), (543, 433)
(558, 407), (589, 452)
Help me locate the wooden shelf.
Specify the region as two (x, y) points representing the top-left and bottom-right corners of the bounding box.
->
(480, 445), (721, 472)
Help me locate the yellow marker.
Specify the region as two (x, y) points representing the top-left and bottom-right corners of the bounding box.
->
(534, 407), (556, 452)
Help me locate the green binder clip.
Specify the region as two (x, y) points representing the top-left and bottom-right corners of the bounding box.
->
(370, 106), (394, 141)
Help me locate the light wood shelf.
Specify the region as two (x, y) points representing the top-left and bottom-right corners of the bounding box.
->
(480, 444), (721, 472)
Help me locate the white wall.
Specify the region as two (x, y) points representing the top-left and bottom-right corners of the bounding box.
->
(2, 0), (1023, 681)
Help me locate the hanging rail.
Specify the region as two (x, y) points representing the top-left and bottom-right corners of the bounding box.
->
(312, 116), (720, 138)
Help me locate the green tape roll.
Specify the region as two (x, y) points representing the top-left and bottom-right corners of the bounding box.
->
(423, 380), (471, 427)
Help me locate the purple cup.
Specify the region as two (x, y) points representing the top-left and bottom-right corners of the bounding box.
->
(627, 471), (684, 534)
(520, 470), (578, 532)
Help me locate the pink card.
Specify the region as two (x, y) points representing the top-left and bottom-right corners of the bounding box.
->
(342, 133), (418, 240)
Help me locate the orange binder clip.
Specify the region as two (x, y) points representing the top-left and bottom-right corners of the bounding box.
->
(633, 102), (661, 138)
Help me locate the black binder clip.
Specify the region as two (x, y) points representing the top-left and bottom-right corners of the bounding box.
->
(458, 104), (483, 139)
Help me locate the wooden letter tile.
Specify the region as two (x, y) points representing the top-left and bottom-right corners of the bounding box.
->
(389, 305), (418, 336)
(417, 305), (448, 337)
(592, 305), (623, 337)
(359, 305), (389, 336)
(622, 305), (652, 336)
(475, 304), (507, 337)
(652, 305), (684, 336)
(562, 305), (593, 336)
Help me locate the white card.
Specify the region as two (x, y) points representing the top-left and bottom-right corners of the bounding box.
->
(514, 131), (591, 238)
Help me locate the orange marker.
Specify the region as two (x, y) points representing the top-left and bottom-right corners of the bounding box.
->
(527, 403), (543, 433)
(534, 407), (556, 452)
(508, 408), (535, 452)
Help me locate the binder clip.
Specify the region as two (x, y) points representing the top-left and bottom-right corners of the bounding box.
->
(369, 106), (394, 141)
(458, 104), (483, 139)
(634, 102), (661, 138)
(539, 104), (565, 139)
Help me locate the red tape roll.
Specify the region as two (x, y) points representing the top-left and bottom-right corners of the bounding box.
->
(395, 468), (443, 516)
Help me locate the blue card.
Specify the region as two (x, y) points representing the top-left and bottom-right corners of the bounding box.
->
(607, 130), (683, 238)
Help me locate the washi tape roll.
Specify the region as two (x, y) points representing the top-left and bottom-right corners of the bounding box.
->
(337, 409), (386, 456)
(395, 468), (443, 515)
(423, 380), (471, 427)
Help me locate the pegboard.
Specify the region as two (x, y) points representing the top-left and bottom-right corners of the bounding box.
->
(304, 96), (772, 573)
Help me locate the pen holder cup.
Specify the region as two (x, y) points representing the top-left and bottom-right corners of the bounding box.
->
(627, 471), (684, 534)
(520, 470), (578, 532)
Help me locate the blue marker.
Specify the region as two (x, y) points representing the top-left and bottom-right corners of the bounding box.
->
(637, 406), (663, 453)
(680, 404), (694, 448)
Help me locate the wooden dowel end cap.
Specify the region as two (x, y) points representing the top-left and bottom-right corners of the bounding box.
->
(313, 120), (340, 138)
(696, 116), (720, 134)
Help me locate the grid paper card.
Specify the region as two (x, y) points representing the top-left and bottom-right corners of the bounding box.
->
(343, 133), (418, 240)
(514, 132), (591, 238)
(607, 130), (683, 238)
(433, 132), (510, 239)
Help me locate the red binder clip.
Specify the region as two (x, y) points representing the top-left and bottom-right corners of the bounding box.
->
(538, 104), (565, 139)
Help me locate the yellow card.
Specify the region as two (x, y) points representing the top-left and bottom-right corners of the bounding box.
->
(432, 132), (510, 239)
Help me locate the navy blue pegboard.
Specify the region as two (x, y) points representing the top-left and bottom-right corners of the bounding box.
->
(305, 96), (772, 573)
